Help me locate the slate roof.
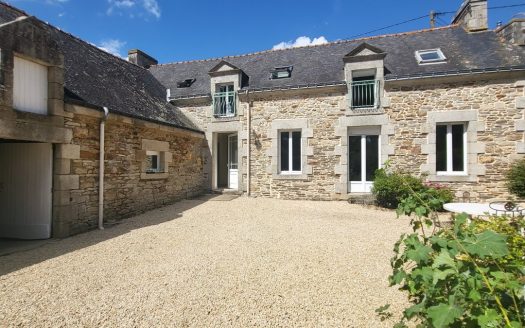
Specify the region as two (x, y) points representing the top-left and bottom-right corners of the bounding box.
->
(0, 2), (200, 132)
(0, 1), (21, 24)
(149, 26), (525, 99)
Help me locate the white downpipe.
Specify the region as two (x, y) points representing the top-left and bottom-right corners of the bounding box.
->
(246, 91), (251, 196)
(98, 107), (109, 230)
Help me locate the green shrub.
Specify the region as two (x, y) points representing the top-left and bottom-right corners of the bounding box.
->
(372, 169), (425, 208)
(382, 190), (525, 327)
(471, 216), (525, 267)
(387, 214), (525, 327)
(372, 170), (453, 210)
(506, 159), (525, 198)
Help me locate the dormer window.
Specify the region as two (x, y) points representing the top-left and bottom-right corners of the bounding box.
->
(415, 49), (446, 64)
(177, 78), (196, 88)
(271, 66), (293, 79)
(213, 84), (236, 117)
(350, 69), (379, 109)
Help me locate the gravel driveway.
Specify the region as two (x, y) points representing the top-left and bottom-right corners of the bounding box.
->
(0, 196), (412, 327)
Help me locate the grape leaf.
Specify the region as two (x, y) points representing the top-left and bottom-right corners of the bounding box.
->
(427, 303), (463, 328)
(463, 231), (508, 259)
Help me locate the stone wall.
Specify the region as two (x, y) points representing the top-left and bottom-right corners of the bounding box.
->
(386, 77), (525, 201)
(249, 91), (345, 200)
(177, 75), (525, 202)
(62, 104), (208, 235)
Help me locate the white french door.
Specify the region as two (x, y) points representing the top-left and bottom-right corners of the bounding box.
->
(227, 134), (238, 189)
(348, 134), (380, 193)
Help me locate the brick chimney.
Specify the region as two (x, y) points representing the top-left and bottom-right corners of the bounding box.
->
(497, 18), (525, 46)
(128, 49), (158, 68)
(452, 0), (488, 32)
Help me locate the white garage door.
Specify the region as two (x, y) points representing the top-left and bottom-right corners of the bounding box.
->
(0, 143), (52, 239)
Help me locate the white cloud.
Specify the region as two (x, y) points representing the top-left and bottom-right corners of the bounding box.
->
(98, 39), (127, 58)
(272, 36), (328, 50)
(143, 0), (160, 18)
(106, 0), (161, 19)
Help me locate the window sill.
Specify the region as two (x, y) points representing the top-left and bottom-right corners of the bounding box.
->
(436, 172), (467, 176)
(212, 115), (239, 122)
(429, 174), (476, 183)
(140, 172), (169, 180)
(345, 107), (383, 116)
(272, 173), (309, 181)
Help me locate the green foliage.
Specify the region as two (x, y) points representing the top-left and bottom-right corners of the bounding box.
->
(472, 217), (525, 267)
(372, 168), (453, 210)
(372, 168), (426, 208)
(425, 186), (454, 210)
(381, 187), (525, 327)
(506, 159), (525, 198)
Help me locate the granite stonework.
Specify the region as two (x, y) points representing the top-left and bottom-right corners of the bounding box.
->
(62, 104), (208, 235)
(176, 75), (525, 202)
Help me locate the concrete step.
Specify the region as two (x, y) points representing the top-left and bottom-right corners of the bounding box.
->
(347, 193), (377, 205)
(211, 188), (242, 195)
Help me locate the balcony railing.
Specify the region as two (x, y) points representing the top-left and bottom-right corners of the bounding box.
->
(213, 91), (236, 117)
(350, 80), (380, 109)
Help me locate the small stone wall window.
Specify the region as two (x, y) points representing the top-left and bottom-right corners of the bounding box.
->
(279, 130), (302, 174)
(139, 139), (172, 180)
(145, 150), (163, 173)
(436, 123), (467, 175)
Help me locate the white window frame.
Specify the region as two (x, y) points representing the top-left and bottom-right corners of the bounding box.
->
(146, 150), (162, 173)
(436, 123), (468, 176)
(415, 48), (446, 65)
(279, 130), (302, 175)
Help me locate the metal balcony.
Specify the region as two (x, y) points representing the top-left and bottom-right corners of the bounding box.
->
(213, 91), (236, 117)
(350, 80), (380, 109)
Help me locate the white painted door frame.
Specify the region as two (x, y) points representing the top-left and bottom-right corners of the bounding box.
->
(227, 134), (238, 190)
(348, 133), (381, 193)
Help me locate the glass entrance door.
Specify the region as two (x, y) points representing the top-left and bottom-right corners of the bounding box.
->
(227, 134), (238, 189)
(348, 135), (380, 193)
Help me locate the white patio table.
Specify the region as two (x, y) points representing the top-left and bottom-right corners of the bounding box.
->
(443, 202), (512, 217)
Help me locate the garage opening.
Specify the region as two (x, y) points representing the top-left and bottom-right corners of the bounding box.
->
(0, 141), (53, 239)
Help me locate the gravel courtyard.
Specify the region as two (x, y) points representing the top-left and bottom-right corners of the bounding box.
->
(0, 196), (412, 327)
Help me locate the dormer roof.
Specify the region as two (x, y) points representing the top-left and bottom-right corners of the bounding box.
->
(343, 42), (387, 63)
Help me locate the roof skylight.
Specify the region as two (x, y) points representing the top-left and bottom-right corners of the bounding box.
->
(177, 78), (196, 88)
(415, 49), (446, 65)
(271, 66), (293, 79)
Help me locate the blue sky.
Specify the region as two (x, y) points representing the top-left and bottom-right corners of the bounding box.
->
(6, 0), (525, 63)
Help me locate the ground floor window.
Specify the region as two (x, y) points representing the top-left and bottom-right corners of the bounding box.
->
(436, 123), (466, 175)
(146, 150), (162, 173)
(280, 131), (302, 174)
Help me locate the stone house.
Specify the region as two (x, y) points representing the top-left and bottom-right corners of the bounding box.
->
(150, 0), (525, 201)
(0, 4), (208, 239)
(0, 0), (524, 239)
